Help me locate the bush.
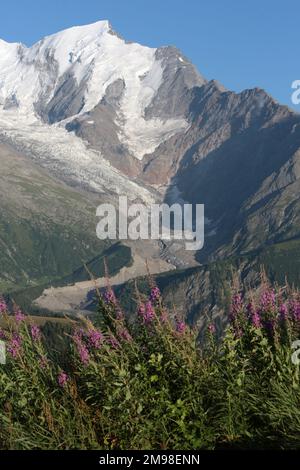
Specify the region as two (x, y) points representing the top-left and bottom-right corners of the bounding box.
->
(0, 281), (300, 450)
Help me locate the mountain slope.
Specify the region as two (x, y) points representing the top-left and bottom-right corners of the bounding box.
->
(171, 84), (300, 260)
(0, 141), (115, 291)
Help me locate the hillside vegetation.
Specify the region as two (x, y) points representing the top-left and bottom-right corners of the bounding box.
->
(0, 279), (300, 450)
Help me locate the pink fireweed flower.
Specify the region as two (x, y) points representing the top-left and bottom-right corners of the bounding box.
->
(118, 327), (133, 342)
(15, 309), (25, 323)
(73, 331), (90, 365)
(116, 308), (125, 321)
(107, 335), (120, 349)
(289, 300), (300, 322)
(137, 302), (155, 324)
(30, 325), (41, 342)
(208, 323), (216, 334)
(230, 293), (245, 338)
(7, 333), (22, 358)
(279, 303), (288, 322)
(58, 371), (68, 388)
(103, 288), (117, 305)
(78, 342), (90, 365)
(150, 286), (161, 303)
(251, 310), (261, 329)
(260, 289), (276, 311)
(176, 319), (186, 334)
(144, 301), (155, 324)
(87, 329), (103, 349)
(229, 293), (243, 322)
(38, 356), (49, 369)
(0, 297), (7, 314)
(137, 303), (145, 318)
(73, 328), (85, 341)
(247, 302), (261, 328)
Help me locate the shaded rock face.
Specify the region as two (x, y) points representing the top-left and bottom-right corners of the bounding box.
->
(43, 71), (86, 123)
(144, 46), (205, 120)
(134, 81), (300, 262)
(172, 85), (300, 260)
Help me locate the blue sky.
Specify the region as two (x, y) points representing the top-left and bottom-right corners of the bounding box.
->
(0, 0), (299, 110)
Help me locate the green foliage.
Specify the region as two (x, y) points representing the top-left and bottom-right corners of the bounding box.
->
(1, 283), (300, 450)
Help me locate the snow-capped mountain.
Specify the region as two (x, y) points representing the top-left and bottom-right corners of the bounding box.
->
(1, 20), (300, 300)
(0, 20), (204, 162)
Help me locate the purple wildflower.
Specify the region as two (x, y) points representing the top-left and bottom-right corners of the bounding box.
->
(78, 342), (90, 365)
(87, 329), (103, 349)
(208, 323), (216, 334)
(289, 300), (300, 322)
(176, 319), (186, 334)
(230, 293), (243, 322)
(144, 301), (155, 324)
(107, 335), (120, 349)
(137, 303), (145, 318)
(279, 303), (288, 322)
(30, 324), (41, 342)
(247, 302), (261, 328)
(7, 333), (22, 358)
(38, 356), (49, 369)
(104, 288), (116, 305)
(73, 328), (85, 341)
(58, 371), (68, 388)
(118, 327), (133, 342)
(150, 286), (161, 303)
(251, 310), (261, 329)
(116, 308), (125, 321)
(15, 309), (25, 323)
(260, 289), (276, 311)
(73, 330), (90, 365)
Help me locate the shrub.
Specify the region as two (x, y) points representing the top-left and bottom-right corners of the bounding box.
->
(0, 281), (300, 450)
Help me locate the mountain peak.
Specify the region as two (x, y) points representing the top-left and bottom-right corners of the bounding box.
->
(0, 21), (204, 160)
(43, 19), (111, 42)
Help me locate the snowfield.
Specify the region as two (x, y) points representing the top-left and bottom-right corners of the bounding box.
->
(0, 111), (156, 203)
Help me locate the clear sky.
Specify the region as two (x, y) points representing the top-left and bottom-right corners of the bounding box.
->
(0, 0), (299, 110)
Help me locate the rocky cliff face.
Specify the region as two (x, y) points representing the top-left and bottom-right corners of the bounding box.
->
(164, 83), (300, 261)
